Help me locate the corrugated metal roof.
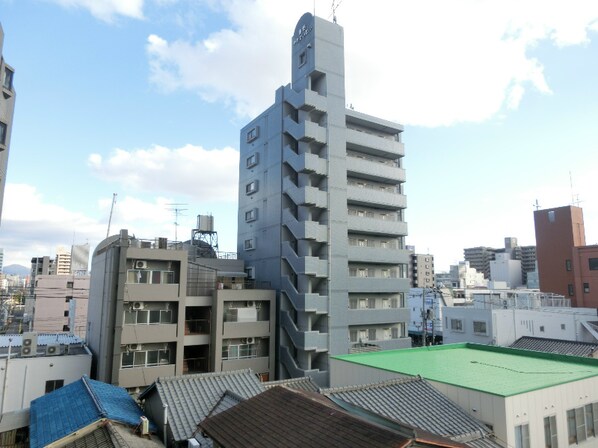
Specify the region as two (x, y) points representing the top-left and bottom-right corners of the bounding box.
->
(322, 377), (500, 447)
(510, 336), (598, 357)
(30, 376), (153, 448)
(140, 369), (265, 442)
(0, 333), (85, 347)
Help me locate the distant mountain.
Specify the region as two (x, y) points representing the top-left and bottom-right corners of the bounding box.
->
(3, 264), (30, 277)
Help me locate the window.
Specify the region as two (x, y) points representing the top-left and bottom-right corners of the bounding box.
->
(561, 324), (566, 330)
(473, 321), (487, 335)
(368, 328), (377, 341)
(540, 325), (545, 332)
(246, 126), (259, 143)
(568, 404), (598, 444)
(245, 266), (255, 279)
(514, 424), (530, 448)
(66, 281), (74, 288)
(45, 379), (64, 394)
(244, 238), (255, 251)
(584, 283), (590, 293)
(245, 208), (258, 222)
(124, 307), (173, 325)
(367, 298), (376, 309)
(65, 296), (72, 302)
(548, 210), (555, 222)
(127, 269), (175, 284)
(246, 180), (259, 195)
(299, 51), (307, 66)
(349, 330), (358, 342)
(568, 284), (574, 296)
(544, 415), (558, 448)
(2, 67), (14, 90)
(590, 258), (598, 271)
(64, 310), (69, 317)
(121, 348), (171, 368)
(62, 325), (70, 331)
(246, 153), (259, 168)
(391, 327), (400, 339)
(566, 259), (572, 271)
(450, 319), (463, 332)
(0, 122), (6, 145)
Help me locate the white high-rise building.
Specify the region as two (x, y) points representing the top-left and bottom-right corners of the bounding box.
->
(237, 13), (410, 385)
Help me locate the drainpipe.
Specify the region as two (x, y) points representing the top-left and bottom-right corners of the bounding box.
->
(163, 403), (169, 446)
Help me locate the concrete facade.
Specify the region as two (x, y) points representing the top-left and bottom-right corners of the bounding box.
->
(489, 252), (523, 288)
(409, 252), (435, 288)
(0, 25), (15, 226)
(32, 274), (89, 338)
(87, 230), (276, 391)
(237, 13), (410, 385)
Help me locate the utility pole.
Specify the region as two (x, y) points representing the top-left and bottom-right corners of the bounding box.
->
(422, 288), (427, 346)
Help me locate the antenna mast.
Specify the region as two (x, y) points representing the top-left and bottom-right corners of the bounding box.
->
(167, 203), (188, 242)
(106, 193), (117, 238)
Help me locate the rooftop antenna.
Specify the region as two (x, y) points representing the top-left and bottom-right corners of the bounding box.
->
(330, 0), (343, 23)
(569, 171), (582, 207)
(106, 193), (117, 238)
(167, 203), (188, 242)
(533, 199), (541, 211)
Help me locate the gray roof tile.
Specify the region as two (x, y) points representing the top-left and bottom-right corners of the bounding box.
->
(510, 336), (598, 357)
(264, 377), (320, 392)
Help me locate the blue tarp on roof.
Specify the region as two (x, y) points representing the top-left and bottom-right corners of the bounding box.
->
(30, 376), (154, 448)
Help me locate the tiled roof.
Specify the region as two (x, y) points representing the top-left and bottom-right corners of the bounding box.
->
(62, 423), (126, 448)
(510, 336), (598, 357)
(264, 377), (320, 392)
(322, 377), (500, 447)
(199, 386), (452, 448)
(0, 333), (85, 347)
(139, 369), (265, 442)
(30, 376), (153, 448)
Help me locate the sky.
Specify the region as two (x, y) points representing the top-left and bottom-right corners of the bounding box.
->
(1, 0), (598, 272)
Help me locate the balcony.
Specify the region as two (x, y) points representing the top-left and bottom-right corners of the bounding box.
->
(281, 276), (329, 314)
(124, 283), (180, 301)
(346, 157), (405, 184)
(284, 145), (327, 175)
(347, 185), (406, 210)
(223, 320), (271, 339)
(121, 324), (178, 344)
(347, 215), (407, 237)
(346, 128), (404, 159)
(221, 356), (270, 373)
(281, 311), (328, 352)
(282, 242), (329, 277)
(348, 245), (410, 264)
(347, 308), (409, 326)
(282, 209), (328, 243)
(283, 116), (327, 144)
(118, 364), (175, 388)
(348, 276), (410, 293)
(283, 177), (328, 208)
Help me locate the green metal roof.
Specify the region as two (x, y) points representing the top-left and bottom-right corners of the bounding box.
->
(332, 343), (598, 397)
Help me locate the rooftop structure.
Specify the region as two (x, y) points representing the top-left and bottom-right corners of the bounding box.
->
(0, 24), (16, 225)
(510, 336), (598, 358)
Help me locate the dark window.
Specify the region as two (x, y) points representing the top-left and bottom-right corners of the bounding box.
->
(63, 310), (69, 317)
(584, 283), (590, 293)
(62, 325), (70, 331)
(246, 126), (259, 143)
(566, 259), (572, 271)
(246, 153), (259, 168)
(299, 51), (307, 66)
(65, 296), (72, 302)
(245, 208), (257, 222)
(0, 122), (6, 145)
(589, 258), (598, 271)
(66, 281), (74, 288)
(246, 181), (258, 195)
(45, 379), (64, 394)
(568, 284), (574, 296)
(2, 67), (13, 90)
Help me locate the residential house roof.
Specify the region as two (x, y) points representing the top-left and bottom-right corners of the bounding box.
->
(264, 376), (320, 392)
(199, 386), (469, 448)
(331, 343), (598, 397)
(322, 377), (500, 448)
(510, 336), (598, 357)
(30, 376), (154, 448)
(138, 369), (265, 442)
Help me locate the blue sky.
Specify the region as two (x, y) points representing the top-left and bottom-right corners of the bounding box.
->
(1, 0), (598, 271)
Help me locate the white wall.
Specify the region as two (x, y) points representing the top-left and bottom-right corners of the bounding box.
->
(0, 352), (91, 413)
(442, 307), (493, 345)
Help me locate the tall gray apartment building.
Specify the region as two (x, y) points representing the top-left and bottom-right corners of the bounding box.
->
(0, 24), (16, 225)
(238, 13), (410, 385)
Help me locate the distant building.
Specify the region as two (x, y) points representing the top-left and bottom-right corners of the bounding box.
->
(0, 24), (16, 226)
(448, 261), (487, 288)
(407, 248), (435, 288)
(489, 252), (522, 288)
(54, 247), (71, 275)
(32, 275), (89, 338)
(330, 343), (598, 448)
(534, 205), (598, 307)
(463, 246), (495, 279)
(70, 243), (90, 275)
(87, 229), (276, 391)
(407, 287), (450, 344)
(0, 248), (3, 273)
(237, 13), (410, 386)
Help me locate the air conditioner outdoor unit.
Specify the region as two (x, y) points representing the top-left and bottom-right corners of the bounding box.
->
(140, 416), (150, 435)
(130, 344), (141, 351)
(246, 337), (255, 344)
(133, 301), (144, 310)
(21, 333), (38, 357)
(135, 260), (148, 269)
(46, 344), (61, 356)
(247, 301), (255, 307)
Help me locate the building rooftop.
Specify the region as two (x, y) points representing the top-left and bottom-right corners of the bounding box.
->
(264, 376), (320, 393)
(139, 369), (265, 442)
(332, 343), (598, 397)
(0, 333), (89, 357)
(322, 377), (499, 447)
(199, 386), (467, 448)
(510, 336), (598, 357)
(30, 376), (154, 448)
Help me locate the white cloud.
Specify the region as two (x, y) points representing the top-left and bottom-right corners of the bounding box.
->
(88, 144), (239, 202)
(145, 0), (598, 126)
(48, 0), (145, 22)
